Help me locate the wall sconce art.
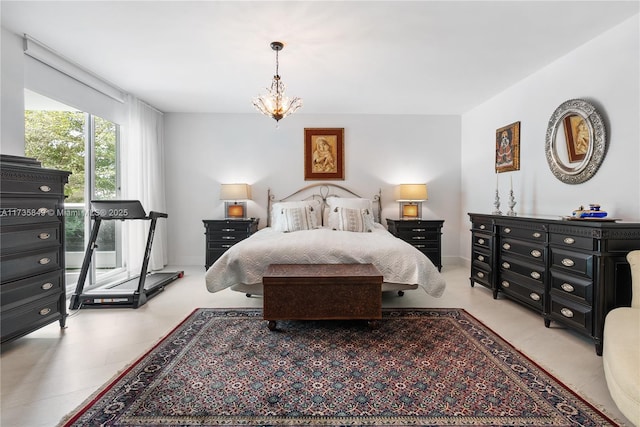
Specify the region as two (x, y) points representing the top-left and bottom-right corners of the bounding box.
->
(395, 184), (428, 219)
(220, 183), (251, 219)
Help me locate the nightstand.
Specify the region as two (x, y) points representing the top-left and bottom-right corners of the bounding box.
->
(203, 218), (259, 270)
(386, 219), (444, 271)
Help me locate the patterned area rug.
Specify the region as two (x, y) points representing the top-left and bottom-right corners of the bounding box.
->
(60, 308), (617, 426)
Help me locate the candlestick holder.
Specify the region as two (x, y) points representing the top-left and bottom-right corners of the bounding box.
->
(492, 189), (502, 215)
(506, 189), (517, 216)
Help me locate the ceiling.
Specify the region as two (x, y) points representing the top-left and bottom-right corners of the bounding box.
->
(2, 1), (638, 115)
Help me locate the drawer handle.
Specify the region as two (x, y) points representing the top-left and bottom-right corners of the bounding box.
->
(563, 237), (575, 245)
(530, 249), (542, 258)
(530, 271), (541, 280)
(476, 271), (485, 278)
(532, 232), (542, 238)
(477, 238), (485, 245)
(561, 283), (575, 293)
(561, 308), (574, 318)
(561, 258), (575, 267)
(479, 224), (486, 230)
(501, 280), (510, 288)
(38, 232), (51, 240)
(221, 236), (236, 240)
(477, 255), (485, 262)
(37, 207), (49, 216)
(502, 243), (511, 250)
(221, 244), (233, 248)
(502, 262), (510, 269)
(412, 236), (426, 240)
(221, 228), (236, 232)
(412, 228), (426, 232)
(39, 307), (51, 316)
(529, 292), (541, 301)
(41, 282), (54, 290)
(414, 244), (426, 248)
(39, 257), (51, 265)
(504, 227), (511, 233)
(39, 185), (51, 192)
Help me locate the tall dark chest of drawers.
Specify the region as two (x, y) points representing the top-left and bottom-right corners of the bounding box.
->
(1, 155), (71, 344)
(203, 218), (259, 270)
(386, 219), (444, 271)
(469, 213), (640, 355)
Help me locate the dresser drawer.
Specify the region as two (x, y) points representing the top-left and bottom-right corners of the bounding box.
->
(0, 197), (61, 226)
(473, 232), (492, 250)
(472, 247), (491, 267)
(549, 248), (593, 278)
(205, 220), (257, 233)
(0, 248), (61, 283)
(1, 175), (66, 196)
(206, 230), (249, 243)
(1, 293), (64, 341)
(500, 225), (545, 242)
(471, 265), (492, 288)
(1, 224), (61, 255)
(395, 230), (439, 242)
(549, 232), (594, 251)
(472, 218), (492, 232)
(499, 271), (544, 311)
(1, 270), (64, 311)
(499, 255), (545, 283)
(500, 238), (545, 263)
(549, 296), (592, 334)
(550, 270), (593, 305)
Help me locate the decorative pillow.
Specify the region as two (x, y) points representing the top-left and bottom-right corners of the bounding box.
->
(274, 205), (318, 232)
(271, 200), (321, 229)
(327, 206), (375, 232)
(324, 197), (374, 225)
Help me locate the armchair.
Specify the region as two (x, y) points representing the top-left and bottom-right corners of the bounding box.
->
(603, 250), (640, 426)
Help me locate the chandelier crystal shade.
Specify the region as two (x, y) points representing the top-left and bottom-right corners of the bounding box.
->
(252, 41), (303, 123)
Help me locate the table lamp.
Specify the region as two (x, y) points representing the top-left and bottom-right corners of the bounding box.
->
(220, 184), (251, 219)
(395, 184), (428, 219)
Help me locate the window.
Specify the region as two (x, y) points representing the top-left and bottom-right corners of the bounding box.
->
(24, 90), (123, 293)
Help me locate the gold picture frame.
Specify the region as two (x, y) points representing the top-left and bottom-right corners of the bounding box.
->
(563, 114), (589, 163)
(495, 121), (520, 173)
(304, 128), (344, 180)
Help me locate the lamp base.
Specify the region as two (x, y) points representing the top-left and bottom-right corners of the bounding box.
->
(225, 202), (246, 219)
(399, 202), (422, 220)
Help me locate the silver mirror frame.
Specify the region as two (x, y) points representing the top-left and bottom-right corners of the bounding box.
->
(545, 99), (607, 185)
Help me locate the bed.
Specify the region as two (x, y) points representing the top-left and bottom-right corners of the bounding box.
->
(204, 183), (446, 298)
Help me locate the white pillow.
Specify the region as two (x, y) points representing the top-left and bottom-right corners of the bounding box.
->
(324, 197), (374, 225)
(327, 206), (375, 232)
(271, 200), (321, 230)
(274, 206), (318, 232)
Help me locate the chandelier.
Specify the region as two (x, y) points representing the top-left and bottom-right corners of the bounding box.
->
(252, 41), (303, 123)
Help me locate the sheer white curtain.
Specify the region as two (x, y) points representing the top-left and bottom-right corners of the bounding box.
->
(121, 94), (168, 272)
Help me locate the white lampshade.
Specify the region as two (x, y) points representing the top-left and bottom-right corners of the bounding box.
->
(220, 184), (251, 201)
(395, 184), (428, 201)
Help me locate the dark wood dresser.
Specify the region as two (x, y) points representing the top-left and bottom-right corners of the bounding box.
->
(1, 155), (71, 344)
(203, 218), (259, 269)
(468, 213), (640, 355)
(386, 219), (444, 271)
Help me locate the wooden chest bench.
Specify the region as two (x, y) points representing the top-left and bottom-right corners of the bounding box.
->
(262, 263), (383, 330)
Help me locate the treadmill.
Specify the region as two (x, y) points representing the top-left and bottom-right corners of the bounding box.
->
(69, 200), (183, 309)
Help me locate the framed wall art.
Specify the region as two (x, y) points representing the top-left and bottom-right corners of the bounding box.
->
(563, 114), (589, 163)
(495, 121), (520, 173)
(304, 128), (344, 180)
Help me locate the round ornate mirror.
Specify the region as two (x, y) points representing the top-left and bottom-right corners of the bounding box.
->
(545, 99), (607, 184)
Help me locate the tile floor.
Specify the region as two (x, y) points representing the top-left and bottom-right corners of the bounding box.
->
(0, 264), (632, 426)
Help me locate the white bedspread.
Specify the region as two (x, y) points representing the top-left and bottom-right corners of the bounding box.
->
(205, 223), (446, 297)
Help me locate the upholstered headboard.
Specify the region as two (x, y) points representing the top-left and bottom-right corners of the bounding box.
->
(266, 183), (382, 227)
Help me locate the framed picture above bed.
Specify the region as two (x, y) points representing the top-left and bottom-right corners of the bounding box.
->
(495, 121), (520, 173)
(304, 128), (344, 180)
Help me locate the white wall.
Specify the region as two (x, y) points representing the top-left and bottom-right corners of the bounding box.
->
(1, 28), (25, 154)
(164, 113), (461, 267)
(459, 15), (640, 261)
